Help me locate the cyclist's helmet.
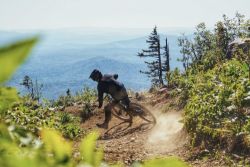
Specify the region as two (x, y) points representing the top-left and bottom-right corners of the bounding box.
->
(89, 69), (102, 81)
(113, 74), (118, 80)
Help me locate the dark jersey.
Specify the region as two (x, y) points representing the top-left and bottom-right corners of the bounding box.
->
(97, 74), (128, 108)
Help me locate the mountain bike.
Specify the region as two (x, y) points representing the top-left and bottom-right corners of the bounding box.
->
(110, 97), (156, 124)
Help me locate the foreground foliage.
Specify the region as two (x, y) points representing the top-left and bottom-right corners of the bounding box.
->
(140, 157), (189, 167)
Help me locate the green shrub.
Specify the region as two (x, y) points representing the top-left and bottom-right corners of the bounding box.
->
(60, 112), (72, 124)
(74, 87), (97, 104)
(4, 99), (84, 139)
(75, 87), (97, 122)
(60, 122), (82, 139)
(54, 94), (74, 107)
(184, 59), (250, 151)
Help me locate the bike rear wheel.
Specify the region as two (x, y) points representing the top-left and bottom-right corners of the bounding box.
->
(129, 102), (156, 124)
(111, 104), (132, 122)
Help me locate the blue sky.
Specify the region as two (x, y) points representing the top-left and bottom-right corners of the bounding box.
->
(0, 0), (249, 30)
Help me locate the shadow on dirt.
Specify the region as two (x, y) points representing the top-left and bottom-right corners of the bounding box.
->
(100, 121), (155, 140)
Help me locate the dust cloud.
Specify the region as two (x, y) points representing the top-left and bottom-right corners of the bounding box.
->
(145, 111), (187, 154)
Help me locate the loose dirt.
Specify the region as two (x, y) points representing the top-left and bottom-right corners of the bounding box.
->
(77, 99), (188, 166)
(70, 92), (231, 167)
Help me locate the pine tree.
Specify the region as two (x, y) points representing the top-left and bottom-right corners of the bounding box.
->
(20, 75), (43, 102)
(162, 37), (170, 72)
(137, 26), (164, 86)
(20, 75), (34, 99)
(163, 37), (170, 86)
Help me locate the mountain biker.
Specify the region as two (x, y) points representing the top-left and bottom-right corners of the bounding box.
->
(89, 69), (130, 129)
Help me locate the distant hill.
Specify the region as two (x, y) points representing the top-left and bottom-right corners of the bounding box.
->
(8, 57), (149, 99)
(2, 29), (185, 99)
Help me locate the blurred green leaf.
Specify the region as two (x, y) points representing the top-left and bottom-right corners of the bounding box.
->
(141, 157), (189, 167)
(0, 87), (19, 113)
(80, 131), (103, 167)
(0, 38), (38, 83)
(0, 123), (12, 141)
(41, 129), (72, 164)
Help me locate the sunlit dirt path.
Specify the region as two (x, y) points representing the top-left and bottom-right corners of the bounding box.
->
(78, 98), (187, 166)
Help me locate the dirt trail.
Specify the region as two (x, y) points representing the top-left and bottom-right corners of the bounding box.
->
(79, 99), (188, 165)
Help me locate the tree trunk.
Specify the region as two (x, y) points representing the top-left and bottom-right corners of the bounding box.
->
(157, 40), (164, 86)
